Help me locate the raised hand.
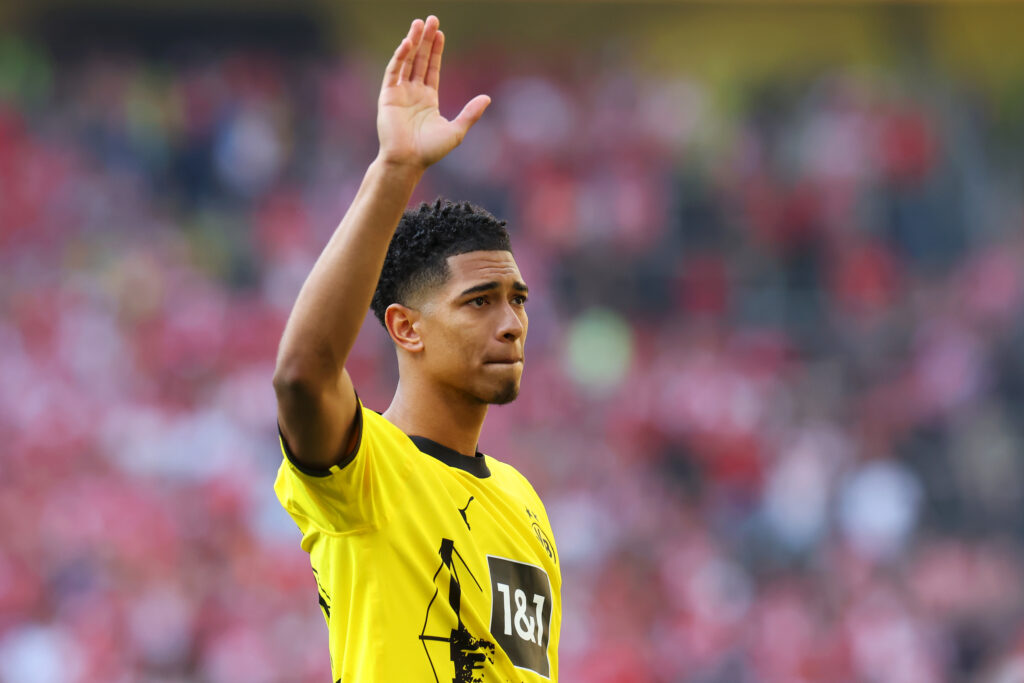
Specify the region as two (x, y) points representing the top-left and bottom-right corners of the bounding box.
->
(377, 16), (490, 171)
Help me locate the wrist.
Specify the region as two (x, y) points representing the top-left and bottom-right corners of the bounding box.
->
(372, 152), (428, 179)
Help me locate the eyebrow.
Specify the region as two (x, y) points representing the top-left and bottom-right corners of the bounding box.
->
(458, 281), (530, 298)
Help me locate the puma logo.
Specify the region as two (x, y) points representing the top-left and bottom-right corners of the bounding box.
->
(458, 496), (475, 530)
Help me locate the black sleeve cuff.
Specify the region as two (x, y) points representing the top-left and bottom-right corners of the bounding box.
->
(278, 397), (364, 477)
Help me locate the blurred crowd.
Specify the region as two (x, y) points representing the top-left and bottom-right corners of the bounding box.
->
(2, 25), (1024, 683)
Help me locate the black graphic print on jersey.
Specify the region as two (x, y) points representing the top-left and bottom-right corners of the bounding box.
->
(419, 538), (496, 683)
(312, 567), (331, 620)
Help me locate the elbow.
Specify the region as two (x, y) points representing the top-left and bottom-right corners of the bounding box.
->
(273, 357), (323, 403)
(272, 367), (300, 399)
(274, 340), (343, 408)
(273, 367), (324, 422)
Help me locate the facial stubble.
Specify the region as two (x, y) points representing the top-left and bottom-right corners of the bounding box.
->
(488, 379), (520, 405)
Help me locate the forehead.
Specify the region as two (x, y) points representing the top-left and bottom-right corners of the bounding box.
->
(442, 250), (523, 291)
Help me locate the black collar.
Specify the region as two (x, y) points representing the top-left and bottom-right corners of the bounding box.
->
(409, 435), (491, 479)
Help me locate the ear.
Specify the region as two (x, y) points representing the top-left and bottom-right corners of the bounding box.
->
(385, 303), (424, 353)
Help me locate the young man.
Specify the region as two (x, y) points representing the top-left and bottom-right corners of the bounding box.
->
(272, 16), (560, 682)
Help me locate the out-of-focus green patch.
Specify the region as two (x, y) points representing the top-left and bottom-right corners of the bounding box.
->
(564, 307), (633, 396)
(0, 34), (52, 106)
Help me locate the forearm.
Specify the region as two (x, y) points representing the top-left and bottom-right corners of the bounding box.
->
(275, 157), (423, 383)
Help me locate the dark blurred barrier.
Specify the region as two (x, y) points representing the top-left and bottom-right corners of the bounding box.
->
(33, 7), (326, 57)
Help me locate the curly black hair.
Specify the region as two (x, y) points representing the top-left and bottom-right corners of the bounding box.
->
(371, 198), (512, 326)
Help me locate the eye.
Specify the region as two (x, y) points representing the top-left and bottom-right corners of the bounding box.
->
(470, 296), (488, 307)
(512, 295), (528, 306)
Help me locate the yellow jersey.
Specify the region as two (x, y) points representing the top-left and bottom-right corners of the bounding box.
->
(274, 401), (561, 682)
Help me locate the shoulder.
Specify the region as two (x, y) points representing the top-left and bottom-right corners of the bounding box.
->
(360, 404), (409, 444)
(273, 403), (422, 535)
(483, 455), (544, 502)
(482, 453), (522, 481)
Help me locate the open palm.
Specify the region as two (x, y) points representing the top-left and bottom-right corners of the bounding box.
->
(377, 16), (490, 170)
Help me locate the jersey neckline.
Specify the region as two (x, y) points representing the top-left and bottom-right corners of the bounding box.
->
(408, 435), (491, 479)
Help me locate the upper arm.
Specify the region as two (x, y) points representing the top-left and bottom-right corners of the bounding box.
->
(274, 365), (361, 472)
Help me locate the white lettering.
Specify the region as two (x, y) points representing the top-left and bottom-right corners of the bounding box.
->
(533, 593), (546, 644)
(496, 582), (512, 636)
(513, 588), (536, 642)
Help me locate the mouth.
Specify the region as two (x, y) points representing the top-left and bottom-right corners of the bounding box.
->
(484, 359), (523, 366)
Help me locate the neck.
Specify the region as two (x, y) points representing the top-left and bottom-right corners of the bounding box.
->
(383, 378), (488, 457)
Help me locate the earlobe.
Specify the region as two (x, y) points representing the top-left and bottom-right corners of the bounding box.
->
(385, 303), (424, 353)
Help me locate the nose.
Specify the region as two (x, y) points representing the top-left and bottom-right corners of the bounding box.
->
(498, 301), (525, 342)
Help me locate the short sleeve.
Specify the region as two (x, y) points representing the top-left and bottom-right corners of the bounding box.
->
(273, 400), (385, 541)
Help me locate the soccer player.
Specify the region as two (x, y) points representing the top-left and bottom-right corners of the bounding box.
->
(272, 15), (561, 682)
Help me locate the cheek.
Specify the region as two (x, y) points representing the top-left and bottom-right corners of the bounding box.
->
(435, 319), (477, 360)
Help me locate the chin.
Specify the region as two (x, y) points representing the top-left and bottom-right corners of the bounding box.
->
(486, 381), (520, 405)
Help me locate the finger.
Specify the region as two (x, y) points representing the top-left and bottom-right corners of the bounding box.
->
(452, 94), (491, 137)
(398, 19), (424, 82)
(383, 37), (413, 88)
(425, 30), (444, 90)
(399, 19), (425, 83)
(411, 15), (439, 84)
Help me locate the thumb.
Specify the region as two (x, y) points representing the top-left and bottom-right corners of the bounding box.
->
(452, 94), (491, 137)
